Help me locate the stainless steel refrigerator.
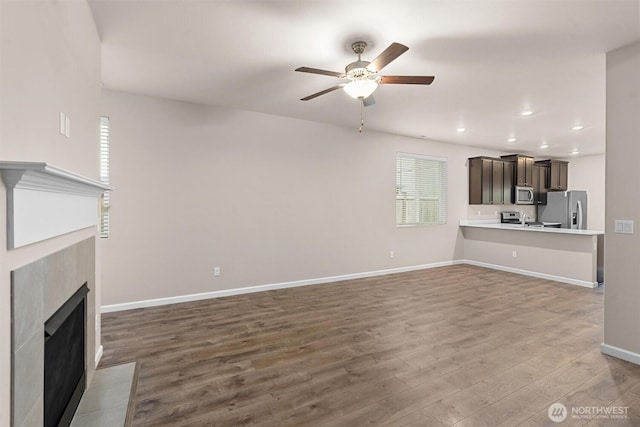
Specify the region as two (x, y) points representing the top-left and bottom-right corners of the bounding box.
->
(537, 191), (588, 229)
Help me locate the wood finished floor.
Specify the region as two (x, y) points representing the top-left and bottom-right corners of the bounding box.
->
(99, 265), (640, 426)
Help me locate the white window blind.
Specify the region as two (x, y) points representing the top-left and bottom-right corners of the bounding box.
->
(396, 152), (447, 226)
(99, 116), (110, 238)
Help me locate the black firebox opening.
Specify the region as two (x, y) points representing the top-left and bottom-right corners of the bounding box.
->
(44, 283), (89, 427)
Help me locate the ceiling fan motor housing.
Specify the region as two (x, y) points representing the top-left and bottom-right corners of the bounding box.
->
(346, 60), (374, 79)
(346, 41), (377, 80)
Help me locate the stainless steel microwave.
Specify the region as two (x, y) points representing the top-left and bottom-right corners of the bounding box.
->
(514, 186), (534, 204)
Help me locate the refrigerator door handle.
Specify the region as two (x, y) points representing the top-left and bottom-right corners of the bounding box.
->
(577, 200), (584, 229)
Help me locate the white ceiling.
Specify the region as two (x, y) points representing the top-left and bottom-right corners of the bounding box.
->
(88, 0), (639, 158)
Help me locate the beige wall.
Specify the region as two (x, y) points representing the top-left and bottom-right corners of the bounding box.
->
(100, 90), (510, 306)
(0, 1), (102, 424)
(566, 154), (606, 230)
(604, 41), (640, 357)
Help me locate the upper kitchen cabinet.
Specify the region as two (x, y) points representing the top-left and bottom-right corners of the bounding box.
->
(532, 164), (548, 205)
(501, 154), (535, 187)
(536, 160), (568, 191)
(469, 157), (513, 205)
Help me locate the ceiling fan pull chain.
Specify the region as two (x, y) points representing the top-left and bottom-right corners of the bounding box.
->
(359, 100), (365, 133)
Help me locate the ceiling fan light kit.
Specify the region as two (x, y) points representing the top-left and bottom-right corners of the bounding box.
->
(343, 79), (378, 99)
(295, 40), (435, 131)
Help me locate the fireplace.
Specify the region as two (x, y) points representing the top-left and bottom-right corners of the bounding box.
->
(44, 284), (89, 427)
(2, 163), (107, 427)
(10, 238), (97, 427)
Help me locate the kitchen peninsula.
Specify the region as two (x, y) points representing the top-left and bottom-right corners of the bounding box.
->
(459, 220), (604, 288)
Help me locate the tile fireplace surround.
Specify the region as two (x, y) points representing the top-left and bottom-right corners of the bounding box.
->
(11, 237), (96, 427)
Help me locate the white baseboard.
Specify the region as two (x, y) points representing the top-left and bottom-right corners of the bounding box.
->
(601, 343), (640, 365)
(462, 259), (598, 288)
(101, 261), (460, 313)
(100, 259), (599, 314)
(95, 344), (104, 368)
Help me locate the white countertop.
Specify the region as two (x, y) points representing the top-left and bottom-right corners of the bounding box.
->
(459, 219), (604, 236)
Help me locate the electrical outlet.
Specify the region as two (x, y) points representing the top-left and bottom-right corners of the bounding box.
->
(213, 267), (221, 277)
(512, 250), (518, 258)
(389, 251), (395, 259)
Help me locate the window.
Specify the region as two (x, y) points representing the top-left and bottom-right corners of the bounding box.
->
(99, 116), (110, 238)
(396, 152), (447, 226)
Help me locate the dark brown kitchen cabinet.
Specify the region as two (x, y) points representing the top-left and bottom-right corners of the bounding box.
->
(536, 160), (568, 191)
(469, 157), (492, 204)
(502, 161), (514, 204)
(469, 157), (513, 205)
(501, 154), (535, 187)
(532, 164), (548, 205)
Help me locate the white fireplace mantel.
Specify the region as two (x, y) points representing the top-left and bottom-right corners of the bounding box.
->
(0, 161), (112, 249)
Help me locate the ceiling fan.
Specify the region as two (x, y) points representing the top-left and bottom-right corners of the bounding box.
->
(295, 41), (435, 108)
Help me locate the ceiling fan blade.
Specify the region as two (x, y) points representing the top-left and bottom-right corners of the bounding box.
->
(379, 75), (435, 85)
(366, 42), (409, 72)
(362, 95), (376, 107)
(295, 67), (345, 78)
(300, 85), (344, 101)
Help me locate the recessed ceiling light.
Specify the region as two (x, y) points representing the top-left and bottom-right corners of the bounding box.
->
(540, 143), (549, 149)
(520, 110), (534, 117)
(507, 137), (517, 143)
(571, 149), (580, 155)
(456, 127), (466, 133)
(572, 125), (584, 131)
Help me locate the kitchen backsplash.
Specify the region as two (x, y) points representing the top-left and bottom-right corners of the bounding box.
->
(466, 205), (537, 221)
